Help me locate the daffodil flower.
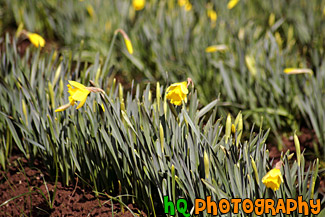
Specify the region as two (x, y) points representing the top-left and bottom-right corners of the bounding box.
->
(178, 0), (192, 11)
(185, 2), (192, 11)
(27, 32), (45, 48)
(178, 0), (187, 6)
(86, 4), (95, 18)
(262, 161), (283, 191)
(227, 0), (240, 10)
(283, 68), (313, 75)
(55, 80), (104, 112)
(166, 78), (193, 106)
(207, 9), (217, 22)
(124, 39), (133, 54)
(115, 29), (133, 55)
(133, 0), (145, 11)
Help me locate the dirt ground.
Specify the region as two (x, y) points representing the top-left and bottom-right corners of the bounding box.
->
(268, 128), (317, 162)
(0, 156), (147, 216)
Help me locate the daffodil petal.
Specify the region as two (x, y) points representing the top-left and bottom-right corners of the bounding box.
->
(71, 89), (90, 102)
(166, 85), (176, 93)
(68, 80), (87, 89)
(180, 82), (188, 94)
(76, 95), (88, 109)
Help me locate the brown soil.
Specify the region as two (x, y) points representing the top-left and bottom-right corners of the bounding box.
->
(268, 127), (318, 163)
(0, 157), (147, 217)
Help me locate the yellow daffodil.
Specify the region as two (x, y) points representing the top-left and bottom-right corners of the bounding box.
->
(185, 2), (192, 11)
(262, 162), (283, 191)
(133, 0), (145, 11)
(178, 0), (192, 11)
(86, 4), (95, 18)
(284, 68), (313, 75)
(207, 9), (217, 22)
(205, 44), (227, 53)
(67, 81), (90, 109)
(227, 0), (240, 10)
(166, 81), (188, 106)
(55, 81), (104, 112)
(27, 32), (45, 48)
(178, 0), (187, 6)
(124, 39), (133, 54)
(115, 29), (134, 54)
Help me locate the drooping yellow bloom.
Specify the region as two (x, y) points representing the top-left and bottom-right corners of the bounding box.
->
(124, 39), (133, 54)
(262, 168), (283, 191)
(27, 32), (45, 48)
(178, 0), (192, 11)
(115, 29), (134, 55)
(166, 81), (188, 106)
(185, 2), (192, 11)
(205, 44), (227, 53)
(178, 0), (187, 6)
(86, 4), (95, 18)
(55, 81), (104, 112)
(207, 9), (217, 22)
(227, 0), (240, 10)
(133, 0), (145, 11)
(67, 81), (91, 109)
(284, 68), (313, 75)
(55, 81), (91, 112)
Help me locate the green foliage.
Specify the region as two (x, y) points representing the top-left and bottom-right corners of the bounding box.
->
(0, 35), (323, 215)
(297, 68), (325, 159)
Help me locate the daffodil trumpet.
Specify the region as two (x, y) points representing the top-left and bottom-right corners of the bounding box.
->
(166, 77), (193, 106)
(55, 80), (104, 112)
(262, 161), (284, 191)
